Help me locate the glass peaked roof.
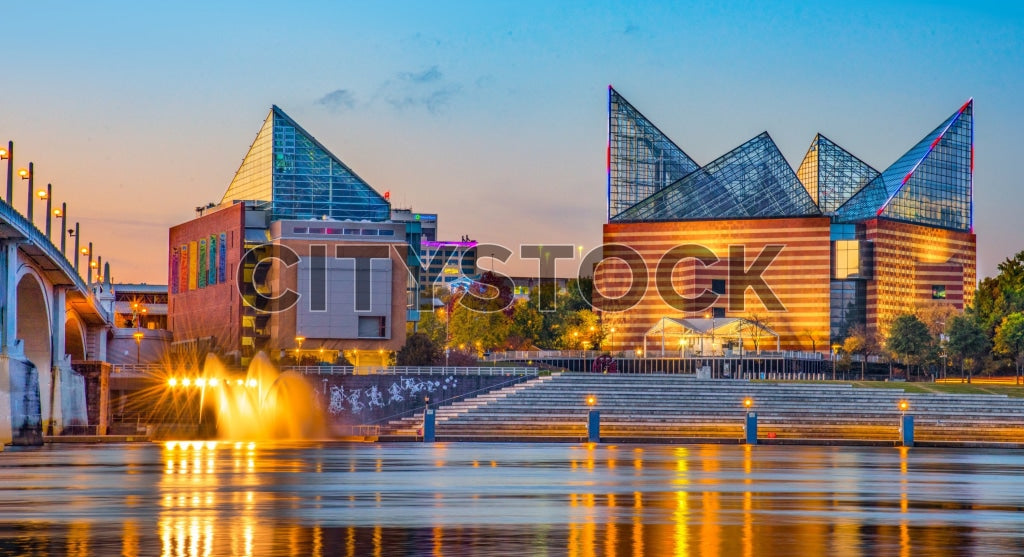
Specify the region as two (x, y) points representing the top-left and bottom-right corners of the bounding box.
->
(796, 135), (880, 214)
(608, 87), (699, 220)
(612, 132), (821, 222)
(221, 106), (390, 222)
(834, 100), (973, 231)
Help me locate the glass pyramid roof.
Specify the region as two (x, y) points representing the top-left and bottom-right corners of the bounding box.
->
(612, 132), (821, 222)
(796, 134), (879, 214)
(835, 100), (973, 231)
(607, 87), (699, 220)
(221, 106), (390, 222)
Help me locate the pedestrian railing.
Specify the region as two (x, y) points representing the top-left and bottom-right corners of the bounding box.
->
(286, 365), (539, 377)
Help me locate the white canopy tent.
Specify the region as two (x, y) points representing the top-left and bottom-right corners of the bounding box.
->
(642, 317), (779, 357)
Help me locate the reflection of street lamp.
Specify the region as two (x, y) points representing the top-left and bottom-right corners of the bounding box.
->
(133, 331), (144, 364)
(295, 335), (305, 363)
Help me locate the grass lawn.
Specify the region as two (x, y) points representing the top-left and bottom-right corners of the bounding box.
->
(848, 381), (1024, 398)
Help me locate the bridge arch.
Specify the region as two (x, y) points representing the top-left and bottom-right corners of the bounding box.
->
(15, 268), (52, 375)
(65, 311), (87, 361)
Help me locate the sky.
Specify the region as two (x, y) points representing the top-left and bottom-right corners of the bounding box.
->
(2, 1), (1023, 283)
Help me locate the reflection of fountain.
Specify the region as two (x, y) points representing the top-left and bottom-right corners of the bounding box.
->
(200, 353), (326, 440)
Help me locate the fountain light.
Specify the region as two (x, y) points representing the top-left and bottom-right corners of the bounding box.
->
(196, 378), (206, 387)
(236, 379), (243, 386)
(204, 441), (218, 450)
(168, 378), (178, 387)
(247, 379), (257, 388)
(182, 378), (191, 387)
(208, 378), (219, 387)
(165, 441), (178, 450)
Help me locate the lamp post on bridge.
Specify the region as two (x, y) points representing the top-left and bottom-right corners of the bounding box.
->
(1, 141), (12, 204)
(18, 163), (33, 222)
(38, 185), (52, 238)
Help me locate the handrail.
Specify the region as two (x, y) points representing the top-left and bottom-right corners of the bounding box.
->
(287, 365), (539, 377)
(0, 199), (88, 292)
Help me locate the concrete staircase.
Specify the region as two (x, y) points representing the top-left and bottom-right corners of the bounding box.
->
(381, 373), (1024, 444)
(381, 374), (558, 436)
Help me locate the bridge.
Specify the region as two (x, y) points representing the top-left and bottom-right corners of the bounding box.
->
(0, 153), (114, 445)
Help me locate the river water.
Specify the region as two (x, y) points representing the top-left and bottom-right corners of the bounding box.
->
(1, 442), (1022, 556)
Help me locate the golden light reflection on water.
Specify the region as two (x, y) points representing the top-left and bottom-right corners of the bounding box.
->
(9, 444), (1002, 556)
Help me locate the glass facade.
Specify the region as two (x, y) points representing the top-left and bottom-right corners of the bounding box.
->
(835, 101), (973, 231)
(607, 87), (699, 220)
(796, 135), (879, 214)
(613, 132), (820, 222)
(221, 106), (390, 222)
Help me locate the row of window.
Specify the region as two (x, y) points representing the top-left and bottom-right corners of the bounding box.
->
(291, 226), (396, 237)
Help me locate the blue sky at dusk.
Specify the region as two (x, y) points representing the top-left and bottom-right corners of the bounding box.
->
(2, 1), (1022, 283)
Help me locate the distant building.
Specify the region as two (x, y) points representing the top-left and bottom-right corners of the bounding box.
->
(107, 283), (170, 365)
(168, 106), (408, 366)
(597, 88), (975, 354)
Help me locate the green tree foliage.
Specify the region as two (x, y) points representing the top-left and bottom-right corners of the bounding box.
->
(886, 314), (934, 379)
(994, 312), (1024, 383)
(507, 299), (546, 349)
(396, 333), (442, 366)
(556, 309), (604, 350)
(945, 314), (990, 382)
(448, 303), (511, 354)
(971, 251), (1024, 336)
(416, 308), (448, 347)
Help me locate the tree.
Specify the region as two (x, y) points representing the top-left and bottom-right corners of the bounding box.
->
(507, 299), (545, 349)
(994, 312), (1024, 384)
(843, 324), (879, 381)
(946, 314), (990, 383)
(886, 314), (933, 380)
(801, 328), (824, 354)
(396, 333), (442, 366)
(416, 308), (447, 347)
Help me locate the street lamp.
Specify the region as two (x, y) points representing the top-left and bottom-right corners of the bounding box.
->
(1, 141), (12, 203)
(19, 163), (33, 222)
(831, 343), (840, 380)
(53, 203), (66, 254)
(295, 335), (305, 363)
(133, 331), (144, 364)
(38, 185), (53, 239)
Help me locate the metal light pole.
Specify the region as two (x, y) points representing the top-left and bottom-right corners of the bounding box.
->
(72, 222), (80, 272)
(1, 141), (11, 204)
(42, 184), (52, 238)
(55, 203), (67, 255)
(20, 163), (33, 221)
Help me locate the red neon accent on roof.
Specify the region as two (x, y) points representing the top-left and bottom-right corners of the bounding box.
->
(606, 144), (611, 172)
(960, 99), (972, 113)
(902, 172), (914, 184)
(876, 207), (885, 216)
(930, 135), (943, 149)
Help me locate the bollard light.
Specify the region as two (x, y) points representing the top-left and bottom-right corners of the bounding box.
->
(586, 395), (596, 406)
(743, 397), (754, 409)
(898, 400), (909, 414)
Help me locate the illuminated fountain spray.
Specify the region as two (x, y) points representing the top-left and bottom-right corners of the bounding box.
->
(197, 353), (326, 440)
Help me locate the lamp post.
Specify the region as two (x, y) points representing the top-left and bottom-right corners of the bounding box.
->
(39, 185), (52, 238)
(831, 343), (840, 381)
(71, 223), (80, 272)
(133, 331), (144, 364)
(1, 141), (12, 203)
(295, 335), (305, 364)
(19, 163), (33, 222)
(53, 203), (66, 255)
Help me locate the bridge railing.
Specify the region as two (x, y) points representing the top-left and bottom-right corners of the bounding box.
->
(486, 350), (826, 361)
(0, 200), (87, 293)
(285, 365), (538, 377)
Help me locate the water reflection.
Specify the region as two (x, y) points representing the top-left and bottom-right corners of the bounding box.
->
(1, 443), (1023, 556)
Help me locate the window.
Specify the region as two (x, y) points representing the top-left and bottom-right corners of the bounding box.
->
(358, 316), (387, 338)
(711, 279), (726, 295)
(932, 285), (946, 300)
(712, 307), (726, 318)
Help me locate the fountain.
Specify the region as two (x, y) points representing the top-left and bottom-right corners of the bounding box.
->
(189, 352), (327, 440)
